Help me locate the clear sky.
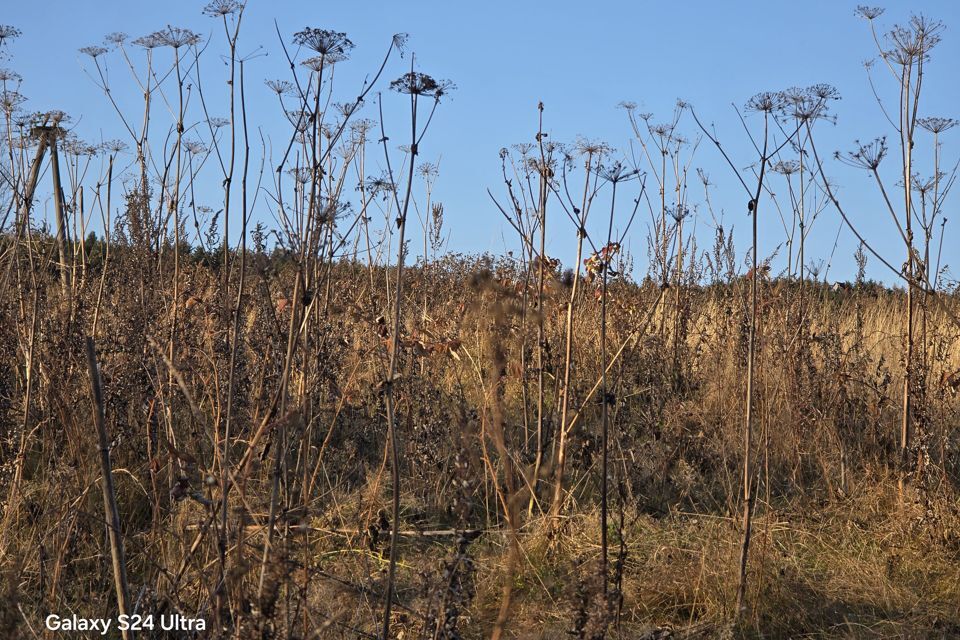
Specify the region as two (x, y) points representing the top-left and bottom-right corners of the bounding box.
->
(3, 0), (959, 284)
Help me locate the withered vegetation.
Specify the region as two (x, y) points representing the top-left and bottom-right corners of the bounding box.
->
(0, 5), (959, 639)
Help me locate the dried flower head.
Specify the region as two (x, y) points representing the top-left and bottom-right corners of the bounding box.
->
(0, 68), (21, 83)
(315, 196), (351, 224)
(155, 26), (201, 49)
(183, 139), (207, 155)
(574, 137), (612, 157)
(208, 117), (230, 129)
(418, 162), (439, 180)
(885, 16), (943, 65)
(918, 117), (958, 134)
(11, 112), (32, 128)
(0, 25), (21, 47)
(349, 118), (376, 138)
(0, 90), (25, 115)
(649, 122), (674, 138)
(265, 79), (294, 96)
(334, 102), (357, 118)
(910, 173), (941, 196)
(301, 53), (346, 71)
(132, 32), (164, 49)
(771, 159), (800, 175)
(320, 123), (339, 141)
(512, 143), (534, 157)
(288, 167), (312, 184)
(596, 160), (639, 184)
(365, 174), (396, 200)
(101, 139), (128, 154)
(293, 27), (354, 59)
(781, 85), (838, 122)
(809, 83), (841, 101)
(836, 137), (887, 170)
(669, 203), (690, 222)
(62, 136), (98, 157)
(203, 0), (244, 17)
(746, 91), (785, 114)
(285, 109), (312, 133)
(80, 46), (108, 59)
(104, 32), (128, 47)
(389, 72), (454, 99)
(855, 6), (884, 20)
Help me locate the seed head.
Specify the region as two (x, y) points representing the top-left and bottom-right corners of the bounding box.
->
(132, 33), (164, 49)
(285, 109), (312, 133)
(155, 26), (201, 49)
(288, 167), (312, 184)
(771, 159), (800, 176)
(348, 118), (376, 138)
(512, 143), (534, 157)
(780, 85), (839, 122)
(293, 27), (354, 59)
(746, 91), (785, 114)
(855, 6), (884, 20)
(809, 84), (840, 101)
(885, 16), (943, 66)
(596, 160), (639, 184)
(265, 79), (294, 96)
(104, 32), (128, 47)
(0, 90), (25, 115)
(101, 139), (128, 154)
(836, 137), (887, 170)
(334, 102), (358, 118)
(574, 137), (612, 157)
(80, 46), (108, 59)
(62, 136), (98, 157)
(365, 174), (396, 200)
(316, 196), (350, 224)
(910, 173), (940, 196)
(183, 139), (207, 155)
(390, 72), (455, 99)
(0, 25), (21, 47)
(203, 0), (244, 17)
(918, 117), (958, 134)
(669, 203), (690, 222)
(391, 33), (409, 55)
(418, 162), (439, 180)
(649, 122), (674, 138)
(300, 56), (329, 72)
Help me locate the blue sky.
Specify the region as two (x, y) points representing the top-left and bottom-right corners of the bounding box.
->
(3, 0), (959, 283)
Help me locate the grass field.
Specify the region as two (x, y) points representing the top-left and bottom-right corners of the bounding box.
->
(1, 4), (959, 638)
